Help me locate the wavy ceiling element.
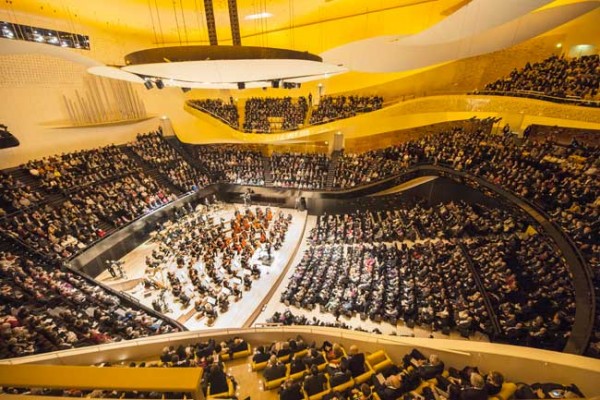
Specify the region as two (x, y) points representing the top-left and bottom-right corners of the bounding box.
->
(321, 1), (600, 73)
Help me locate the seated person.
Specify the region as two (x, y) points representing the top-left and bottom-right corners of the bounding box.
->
(416, 354), (444, 380)
(304, 365), (328, 396)
(347, 345), (366, 378)
(445, 373), (488, 400)
(226, 336), (248, 358)
(375, 374), (408, 400)
(289, 354), (307, 375)
(303, 348), (326, 368)
(514, 382), (584, 399)
(206, 364), (228, 395)
(350, 383), (374, 400)
(264, 355), (287, 381)
(328, 358), (352, 388)
(280, 379), (303, 400)
(326, 343), (345, 362)
(485, 371), (504, 396)
(253, 345), (271, 364)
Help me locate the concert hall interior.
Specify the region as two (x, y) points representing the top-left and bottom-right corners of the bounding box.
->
(0, 0), (599, 399)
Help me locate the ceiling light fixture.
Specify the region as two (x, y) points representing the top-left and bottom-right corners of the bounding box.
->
(87, 0), (347, 90)
(244, 12), (273, 20)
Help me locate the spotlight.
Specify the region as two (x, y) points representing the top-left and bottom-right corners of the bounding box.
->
(143, 79), (153, 90)
(271, 80), (280, 89)
(181, 87), (191, 93)
(237, 82), (246, 89)
(155, 79), (165, 89)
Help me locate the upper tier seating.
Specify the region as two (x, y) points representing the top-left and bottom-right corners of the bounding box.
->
(482, 54), (600, 106)
(188, 99), (240, 129)
(244, 97), (308, 133)
(310, 95), (383, 125)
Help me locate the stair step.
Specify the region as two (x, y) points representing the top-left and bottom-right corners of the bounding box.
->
(262, 156), (272, 185)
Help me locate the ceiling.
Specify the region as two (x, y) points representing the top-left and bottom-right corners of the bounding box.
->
(2, 0), (470, 46)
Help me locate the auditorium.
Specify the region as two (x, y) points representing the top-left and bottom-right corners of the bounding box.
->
(0, 0), (599, 398)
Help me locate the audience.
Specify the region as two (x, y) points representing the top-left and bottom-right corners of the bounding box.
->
(482, 54), (599, 106)
(188, 98), (240, 128)
(197, 145), (265, 185)
(270, 152), (330, 189)
(310, 95), (383, 125)
(22, 144), (138, 193)
(0, 251), (178, 359)
(244, 97), (308, 133)
(128, 131), (210, 192)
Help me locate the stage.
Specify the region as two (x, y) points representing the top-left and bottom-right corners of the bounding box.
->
(97, 203), (308, 330)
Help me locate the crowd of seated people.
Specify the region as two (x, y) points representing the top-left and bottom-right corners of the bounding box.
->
(482, 54), (599, 104)
(188, 98), (240, 129)
(280, 239), (493, 339)
(70, 172), (174, 228)
(310, 95), (383, 125)
(197, 145), (265, 185)
(142, 202), (291, 325)
(0, 171), (43, 215)
(268, 309), (383, 335)
(1, 199), (105, 259)
(280, 199), (577, 348)
(464, 234), (575, 350)
(1, 171), (173, 259)
(270, 152), (330, 189)
(310, 201), (524, 245)
(0, 251), (178, 360)
(128, 131), (210, 192)
(22, 144), (138, 193)
(243, 97), (308, 133)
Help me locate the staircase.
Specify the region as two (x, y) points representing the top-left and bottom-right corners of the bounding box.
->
(238, 99), (247, 130)
(262, 156), (273, 186)
(120, 146), (183, 197)
(305, 104), (314, 126)
(325, 151), (341, 190)
(457, 242), (502, 339)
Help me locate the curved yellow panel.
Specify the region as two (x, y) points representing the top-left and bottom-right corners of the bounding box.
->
(174, 95), (600, 145)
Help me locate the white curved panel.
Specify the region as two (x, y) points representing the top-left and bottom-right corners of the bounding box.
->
(87, 66), (145, 83)
(121, 59), (347, 85)
(322, 1), (600, 73)
(399, 0), (552, 46)
(0, 37), (101, 67)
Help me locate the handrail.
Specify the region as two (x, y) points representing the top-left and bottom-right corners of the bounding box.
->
(456, 241), (502, 338)
(472, 89), (600, 107)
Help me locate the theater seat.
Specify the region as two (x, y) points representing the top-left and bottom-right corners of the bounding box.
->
(490, 382), (517, 400)
(251, 359), (268, 371)
(331, 376), (355, 393)
(304, 383), (331, 400)
(289, 366), (308, 381)
(354, 362), (375, 385)
(263, 364), (290, 390)
(207, 378), (235, 399)
(366, 350), (394, 374)
(221, 344), (252, 361)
